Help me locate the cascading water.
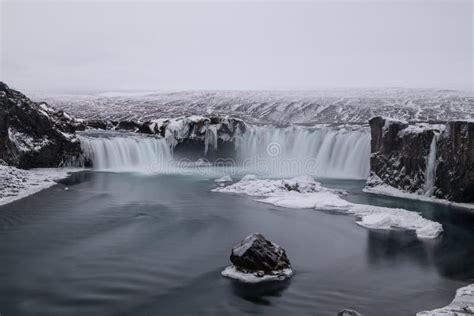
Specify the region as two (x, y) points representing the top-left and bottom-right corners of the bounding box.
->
(79, 132), (173, 172)
(234, 126), (371, 179)
(77, 125), (371, 179)
(424, 135), (438, 196)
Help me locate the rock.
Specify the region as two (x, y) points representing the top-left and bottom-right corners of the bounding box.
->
(0, 82), (82, 168)
(368, 116), (473, 203)
(337, 309), (362, 316)
(435, 121), (474, 202)
(230, 233), (290, 273)
(222, 233), (293, 283)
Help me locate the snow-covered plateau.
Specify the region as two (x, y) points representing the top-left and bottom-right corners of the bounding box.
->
(34, 88), (474, 125)
(212, 175), (443, 239)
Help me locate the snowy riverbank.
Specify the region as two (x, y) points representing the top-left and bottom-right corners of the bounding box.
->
(0, 164), (81, 206)
(364, 183), (474, 211)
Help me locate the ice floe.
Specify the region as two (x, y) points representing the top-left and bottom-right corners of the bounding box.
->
(417, 284), (474, 315)
(213, 175), (443, 239)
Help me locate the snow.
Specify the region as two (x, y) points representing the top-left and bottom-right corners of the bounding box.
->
(241, 174), (258, 181)
(0, 164), (82, 206)
(214, 176), (443, 239)
(221, 265), (293, 283)
(215, 175), (233, 183)
(364, 182), (474, 210)
(34, 88), (474, 125)
(8, 128), (51, 152)
(417, 284), (474, 315)
(398, 123), (446, 137)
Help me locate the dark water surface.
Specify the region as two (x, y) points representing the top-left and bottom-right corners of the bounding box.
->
(1, 172), (473, 316)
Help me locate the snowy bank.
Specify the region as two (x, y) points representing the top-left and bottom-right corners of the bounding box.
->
(0, 164), (80, 206)
(417, 284), (474, 315)
(213, 175), (443, 239)
(364, 182), (474, 210)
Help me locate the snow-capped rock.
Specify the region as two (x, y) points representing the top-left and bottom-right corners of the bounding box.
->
(0, 82), (83, 168)
(221, 233), (293, 283)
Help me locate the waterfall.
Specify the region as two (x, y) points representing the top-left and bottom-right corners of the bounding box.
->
(78, 132), (173, 172)
(77, 126), (371, 179)
(424, 135), (438, 196)
(234, 126), (371, 179)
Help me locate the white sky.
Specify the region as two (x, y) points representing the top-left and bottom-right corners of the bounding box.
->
(1, 0), (472, 93)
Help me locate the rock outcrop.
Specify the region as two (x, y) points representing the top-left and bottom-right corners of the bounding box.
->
(368, 116), (473, 203)
(0, 82), (83, 168)
(221, 233), (293, 283)
(337, 309), (362, 316)
(83, 115), (246, 160)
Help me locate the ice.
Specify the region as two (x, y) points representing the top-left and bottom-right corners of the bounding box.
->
(417, 284), (474, 315)
(214, 176), (443, 239)
(221, 265), (293, 283)
(0, 164), (81, 206)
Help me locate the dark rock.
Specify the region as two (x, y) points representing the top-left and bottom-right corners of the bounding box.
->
(230, 233), (291, 274)
(368, 116), (474, 203)
(337, 309), (362, 316)
(435, 121), (474, 202)
(0, 82), (82, 168)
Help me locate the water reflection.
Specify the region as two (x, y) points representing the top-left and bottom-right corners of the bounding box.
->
(366, 229), (430, 267)
(230, 278), (291, 305)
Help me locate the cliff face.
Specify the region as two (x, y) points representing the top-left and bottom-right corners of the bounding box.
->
(436, 121), (474, 202)
(368, 116), (473, 203)
(82, 116), (247, 160)
(0, 82), (83, 168)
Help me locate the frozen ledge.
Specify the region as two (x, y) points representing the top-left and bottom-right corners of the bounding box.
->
(221, 265), (293, 283)
(0, 164), (81, 206)
(364, 185), (474, 211)
(417, 284), (474, 315)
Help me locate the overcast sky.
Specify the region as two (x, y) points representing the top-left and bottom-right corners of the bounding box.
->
(1, 0), (472, 93)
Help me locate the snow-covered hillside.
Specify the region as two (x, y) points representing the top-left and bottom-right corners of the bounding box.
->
(34, 88), (473, 125)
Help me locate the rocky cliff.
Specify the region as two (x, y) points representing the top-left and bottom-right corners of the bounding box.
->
(0, 82), (83, 168)
(368, 116), (473, 203)
(82, 116), (247, 160)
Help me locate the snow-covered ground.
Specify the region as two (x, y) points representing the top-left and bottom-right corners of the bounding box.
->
(213, 175), (443, 239)
(34, 88), (474, 125)
(0, 164), (81, 206)
(417, 284), (474, 315)
(364, 183), (474, 210)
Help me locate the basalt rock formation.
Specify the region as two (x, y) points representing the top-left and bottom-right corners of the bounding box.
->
(0, 82), (83, 168)
(368, 116), (473, 203)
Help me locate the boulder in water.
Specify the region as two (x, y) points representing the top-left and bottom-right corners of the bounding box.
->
(337, 309), (362, 316)
(221, 233), (293, 283)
